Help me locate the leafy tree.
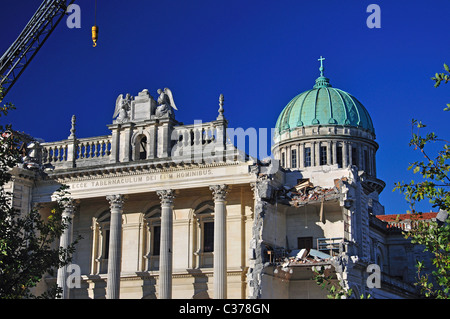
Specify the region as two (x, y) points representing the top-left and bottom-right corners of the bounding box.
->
(0, 86), (79, 299)
(312, 264), (372, 299)
(393, 63), (450, 299)
(313, 265), (353, 299)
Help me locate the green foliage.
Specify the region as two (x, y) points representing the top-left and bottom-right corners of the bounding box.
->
(312, 265), (354, 299)
(393, 118), (450, 214)
(404, 217), (450, 298)
(0, 187), (78, 299)
(312, 265), (372, 299)
(431, 63), (450, 111)
(0, 86), (79, 299)
(393, 63), (450, 299)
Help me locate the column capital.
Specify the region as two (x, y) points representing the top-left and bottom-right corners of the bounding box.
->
(60, 198), (80, 215)
(157, 189), (176, 206)
(106, 194), (126, 210)
(210, 184), (229, 201)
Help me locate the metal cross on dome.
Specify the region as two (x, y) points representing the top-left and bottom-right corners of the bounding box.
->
(318, 56), (325, 76)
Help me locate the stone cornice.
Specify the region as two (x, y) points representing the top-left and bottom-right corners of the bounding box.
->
(44, 160), (244, 183)
(272, 124), (379, 152)
(9, 166), (38, 182)
(273, 134), (379, 151)
(32, 160), (257, 203)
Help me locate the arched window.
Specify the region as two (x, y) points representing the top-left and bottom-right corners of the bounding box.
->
(144, 207), (161, 271)
(193, 201), (214, 268)
(139, 136), (147, 160)
(132, 134), (148, 160)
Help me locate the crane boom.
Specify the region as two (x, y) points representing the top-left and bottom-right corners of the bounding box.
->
(0, 0), (75, 100)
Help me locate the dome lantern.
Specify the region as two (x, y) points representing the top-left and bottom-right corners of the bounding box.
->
(314, 56), (332, 89)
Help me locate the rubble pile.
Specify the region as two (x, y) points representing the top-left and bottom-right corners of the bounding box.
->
(277, 178), (347, 207)
(293, 186), (337, 203)
(272, 248), (333, 280)
(289, 248), (330, 264)
(271, 248), (332, 269)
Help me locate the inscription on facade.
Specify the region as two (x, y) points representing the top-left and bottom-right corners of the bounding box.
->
(69, 169), (214, 190)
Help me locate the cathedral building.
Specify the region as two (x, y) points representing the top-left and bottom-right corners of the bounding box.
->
(9, 59), (434, 299)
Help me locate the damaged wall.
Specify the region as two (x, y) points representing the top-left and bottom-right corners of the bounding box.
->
(284, 202), (344, 251)
(247, 166), (356, 298)
(247, 162), (421, 299)
(247, 200), (273, 298)
(247, 174), (274, 299)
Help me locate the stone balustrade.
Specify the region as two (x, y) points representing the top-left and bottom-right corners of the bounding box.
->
(76, 136), (112, 160)
(32, 119), (233, 171)
(41, 140), (70, 163)
(40, 135), (112, 168)
(171, 120), (227, 161)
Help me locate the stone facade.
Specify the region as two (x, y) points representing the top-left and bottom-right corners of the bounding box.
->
(10, 80), (432, 299)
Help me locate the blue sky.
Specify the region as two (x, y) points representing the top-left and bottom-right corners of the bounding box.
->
(1, 0), (449, 215)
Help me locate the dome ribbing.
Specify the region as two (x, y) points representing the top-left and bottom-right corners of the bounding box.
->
(275, 75), (375, 135)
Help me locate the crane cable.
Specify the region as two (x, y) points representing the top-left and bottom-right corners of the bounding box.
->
(92, 0), (98, 47)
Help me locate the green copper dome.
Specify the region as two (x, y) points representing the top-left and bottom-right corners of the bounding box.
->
(275, 69), (375, 135)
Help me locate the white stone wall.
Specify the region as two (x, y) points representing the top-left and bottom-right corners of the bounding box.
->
(65, 185), (255, 299)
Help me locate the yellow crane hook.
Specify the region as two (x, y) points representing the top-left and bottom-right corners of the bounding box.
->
(92, 0), (98, 47)
(92, 25), (98, 47)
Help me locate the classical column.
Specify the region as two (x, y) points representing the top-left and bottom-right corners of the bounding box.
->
(372, 148), (377, 177)
(358, 144), (363, 169)
(210, 184), (229, 299)
(311, 142), (316, 167)
(287, 145), (292, 168)
(106, 194), (125, 299)
(348, 144), (353, 166)
(157, 189), (176, 299)
(343, 142), (348, 168)
(298, 142), (305, 169)
(332, 141), (337, 166)
(316, 141), (321, 166)
(56, 199), (76, 299)
(327, 141), (332, 165)
(369, 148), (375, 176)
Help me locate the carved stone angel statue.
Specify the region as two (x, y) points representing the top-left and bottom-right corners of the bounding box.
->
(113, 93), (132, 123)
(155, 88), (178, 118)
